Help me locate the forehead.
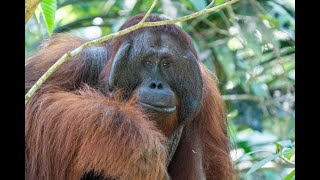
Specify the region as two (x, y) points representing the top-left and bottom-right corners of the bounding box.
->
(129, 29), (194, 59)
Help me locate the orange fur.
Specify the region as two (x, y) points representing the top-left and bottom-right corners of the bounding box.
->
(26, 85), (168, 180)
(25, 32), (235, 179)
(25, 36), (169, 180)
(198, 65), (236, 179)
(167, 65), (235, 180)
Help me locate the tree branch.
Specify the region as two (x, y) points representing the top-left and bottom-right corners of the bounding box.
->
(222, 94), (263, 101)
(25, 0), (241, 104)
(206, 0), (216, 9)
(143, 0), (240, 27)
(25, 0), (41, 24)
(139, 0), (158, 23)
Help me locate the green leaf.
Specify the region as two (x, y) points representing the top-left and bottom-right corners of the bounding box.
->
(145, 0), (154, 8)
(41, 0), (57, 35)
(246, 151), (289, 176)
(284, 169), (295, 180)
(283, 148), (294, 160)
(275, 143), (284, 153)
(234, 150), (270, 164)
(189, 0), (206, 11)
(180, 0), (194, 10)
(215, 0), (227, 5)
(130, 0), (142, 16)
(261, 14), (280, 28)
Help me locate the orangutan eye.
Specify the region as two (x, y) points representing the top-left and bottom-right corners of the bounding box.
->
(162, 62), (170, 68)
(144, 60), (153, 67)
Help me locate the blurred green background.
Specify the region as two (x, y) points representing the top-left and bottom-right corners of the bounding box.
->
(25, 0), (295, 179)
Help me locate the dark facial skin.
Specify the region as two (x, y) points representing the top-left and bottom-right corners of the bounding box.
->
(108, 29), (203, 124)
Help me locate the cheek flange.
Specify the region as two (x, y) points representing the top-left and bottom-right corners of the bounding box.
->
(108, 43), (131, 91)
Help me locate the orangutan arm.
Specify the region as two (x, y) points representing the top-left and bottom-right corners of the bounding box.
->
(25, 86), (168, 180)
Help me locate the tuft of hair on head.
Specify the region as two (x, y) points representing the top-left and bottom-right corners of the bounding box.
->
(108, 14), (199, 62)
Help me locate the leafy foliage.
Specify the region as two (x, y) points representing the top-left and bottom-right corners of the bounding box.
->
(25, 0), (295, 178)
(41, 0), (57, 35)
(246, 151), (289, 176)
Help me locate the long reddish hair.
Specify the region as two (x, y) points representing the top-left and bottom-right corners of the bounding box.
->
(25, 14), (236, 180)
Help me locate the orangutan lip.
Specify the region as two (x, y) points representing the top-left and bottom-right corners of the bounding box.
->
(137, 101), (176, 113)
